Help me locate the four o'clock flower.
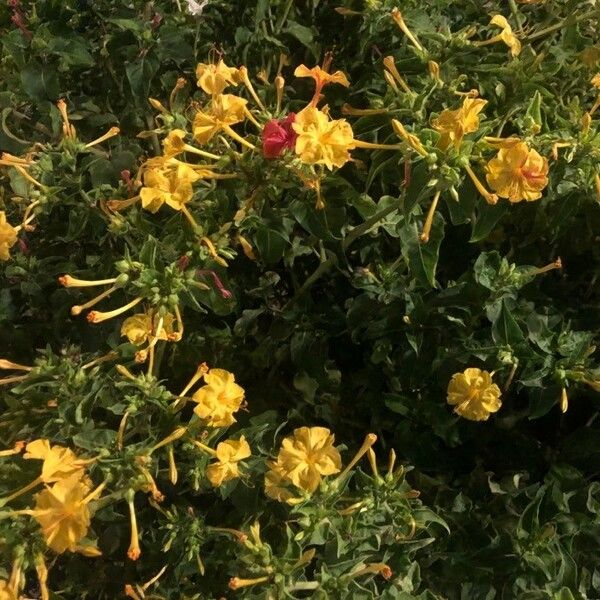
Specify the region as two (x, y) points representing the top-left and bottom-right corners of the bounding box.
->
(485, 140), (549, 202)
(262, 113), (298, 158)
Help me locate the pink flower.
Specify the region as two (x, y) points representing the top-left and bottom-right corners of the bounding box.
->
(262, 113), (298, 159)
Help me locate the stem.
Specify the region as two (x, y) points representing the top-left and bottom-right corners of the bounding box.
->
(222, 125), (256, 150)
(525, 10), (598, 42)
(284, 193), (406, 308)
(146, 115), (161, 156)
(0, 476), (42, 506)
(343, 195), (405, 250)
(275, 0), (294, 33)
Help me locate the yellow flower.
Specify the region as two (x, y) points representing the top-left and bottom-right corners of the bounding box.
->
(163, 129), (189, 157)
(485, 141), (549, 202)
(447, 368), (502, 421)
(264, 460), (298, 503)
(0, 581), (16, 600)
(591, 73), (600, 89)
(30, 476), (103, 554)
(489, 15), (521, 56)
(275, 427), (342, 493)
(192, 368), (245, 427)
(293, 106), (355, 170)
(120, 312), (175, 346)
(205, 436), (251, 487)
(196, 60), (239, 95)
(139, 162), (199, 213)
(294, 63), (350, 105)
(192, 94), (248, 145)
(0, 212), (18, 262)
(581, 46), (600, 67)
(474, 15), (521, 57)
(24, 440), (87, 484)
(431, 98), (487, 150)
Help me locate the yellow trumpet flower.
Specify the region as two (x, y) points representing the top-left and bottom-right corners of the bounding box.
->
(193, 94), (253, 149)
(205, 436), (251, 487)
(474, 15), (521, 57)
(292, 106), (355, 170)
(431, 98), (488, 150)
(196, 59), (239, 96)
(447, 368), (502, 421)
(0, 212), (18, 262)
(485, 140), (549, 202)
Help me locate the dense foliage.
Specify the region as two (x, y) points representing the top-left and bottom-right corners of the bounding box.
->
(1, 0), (600, 598)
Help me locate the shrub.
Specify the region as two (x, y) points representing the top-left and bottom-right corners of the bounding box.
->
(1, 0), (600, 598)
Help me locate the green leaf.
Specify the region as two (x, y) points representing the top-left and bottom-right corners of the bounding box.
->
(254, 227), (288, 264)
(470, 200), (509, 243)
(399, 213), (445, 288)
(290, 200), (345, 241)
(125, 56), (159, 103)
(283, 22), (317, 55)
(490, 299), (524, 345)
(20, 62), (59, 102)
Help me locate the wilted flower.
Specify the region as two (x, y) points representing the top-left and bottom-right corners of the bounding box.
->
(262, 113), (298, 158)
(186, 0), (208, 16)
(274, 426), (342, 493)
(205, 436), (251, 487)
(447, 368), (502, 421)
(0, 212), (18, 261)
(192, 368), (245, 427)
(293, 106), (355, 169)
(431, 98), (487, 150)
(28, 476), (103, 554)
(196, 59), (239, 96)
(485, 141), (549, 202)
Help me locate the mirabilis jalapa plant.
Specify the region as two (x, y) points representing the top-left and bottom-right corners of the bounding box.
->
(0, 0), (600, 597)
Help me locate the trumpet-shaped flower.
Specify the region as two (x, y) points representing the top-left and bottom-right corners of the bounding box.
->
(485, 141), (549, 202)
(262, 113), (298, 158)
(488, 15), (521, 56)
(205, 436), (251, 487)
(447, 368), (502, 421)
(431, 98), (487, 150)
(196, 60), (239, 95)
(293, 107), (355, 170)
(192, 94), (248, 145)
(294, 63), (350, 105)
(121, 312), (176, 346)
(139, 162), (200, 213)
(0, 212), (18, 262)
(24, 440), (87, 483)
(29, 476), (102, 554)
(264, 459), (298, 504)
(192, 368), (245, 427)
(0, 580), (17, 600)
(275, 427), (342, 493)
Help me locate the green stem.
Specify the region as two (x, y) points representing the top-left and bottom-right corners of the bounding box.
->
(525, 9), (598, 42)
(508, 0), (523, 32)
(275, 0), (294, 34)
(284, 194), (406, 308)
